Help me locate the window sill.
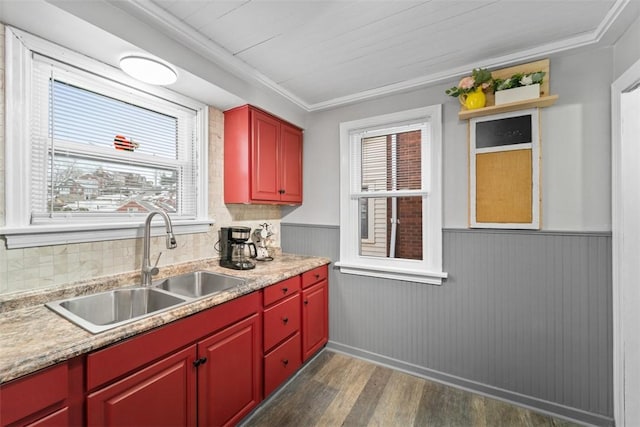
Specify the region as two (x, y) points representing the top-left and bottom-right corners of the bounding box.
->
(1, 220), (214, 249)
(335, 262), (447, 285)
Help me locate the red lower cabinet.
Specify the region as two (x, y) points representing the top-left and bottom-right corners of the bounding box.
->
(25, 408), (69, 426)
(0, 357), (83, 427)
(302, 275), (329, 362)
(263, 293), (301, 351)
(86, 292), (262, 427)
(262, 276), (303, 397)
(87, 346), (197, 427)
(3, 266), (329, 427)
(264, 332), (302, 397)
(197, 313), (262, 427)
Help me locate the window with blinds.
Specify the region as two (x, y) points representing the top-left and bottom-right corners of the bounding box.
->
(30, 56), (198, 223)
(338, 106), (446, 285)
(3, 26), (208, 248)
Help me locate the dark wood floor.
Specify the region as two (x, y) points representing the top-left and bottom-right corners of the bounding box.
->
(243, 350), (582, 427)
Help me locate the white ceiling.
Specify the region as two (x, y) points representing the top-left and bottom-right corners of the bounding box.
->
(0, 0), (638, 114)
(131, 0), (634, 110)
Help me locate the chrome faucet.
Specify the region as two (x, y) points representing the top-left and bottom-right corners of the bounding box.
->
(141, 210), (177, 286)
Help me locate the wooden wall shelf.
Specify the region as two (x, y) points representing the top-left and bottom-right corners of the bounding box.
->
(458, 94), (558, 120)
(458, 59), (558, 120)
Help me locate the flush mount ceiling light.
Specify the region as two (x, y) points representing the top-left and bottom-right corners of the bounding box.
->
(119, 56), (177, 85)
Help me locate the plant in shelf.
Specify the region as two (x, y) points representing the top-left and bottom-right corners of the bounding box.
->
(445, 68), (493, 110)
(493, 71), (545, 105)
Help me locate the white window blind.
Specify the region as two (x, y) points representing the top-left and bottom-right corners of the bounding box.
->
(30, 56), (198, 223)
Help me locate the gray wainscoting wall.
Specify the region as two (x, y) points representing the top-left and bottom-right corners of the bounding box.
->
(281, 224), (613, 426)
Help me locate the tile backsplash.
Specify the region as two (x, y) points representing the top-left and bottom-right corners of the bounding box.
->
(0, 26), (282, 294)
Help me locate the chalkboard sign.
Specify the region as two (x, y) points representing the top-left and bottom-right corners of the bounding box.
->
(475, 115), (532, 148)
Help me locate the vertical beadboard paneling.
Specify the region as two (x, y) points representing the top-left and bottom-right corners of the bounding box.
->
(281, 224), (612, 425)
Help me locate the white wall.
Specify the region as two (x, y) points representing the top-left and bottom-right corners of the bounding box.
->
(614, 12), (640, 80)
(283, 47), (614, 232)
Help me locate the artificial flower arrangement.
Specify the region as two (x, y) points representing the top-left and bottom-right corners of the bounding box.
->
(445, 67), (546, 109)
(445, 68), (493, 98)
(493, 71), (545, 92)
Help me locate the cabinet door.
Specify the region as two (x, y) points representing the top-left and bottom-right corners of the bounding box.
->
(197, 313), (262, 427)
(302, 279), (329, 361)
(251, 109), (281, 201)
(280, 123), (303, 203)
(87, 346), (197, 427)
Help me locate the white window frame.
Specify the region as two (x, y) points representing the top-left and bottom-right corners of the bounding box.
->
(337, 105), (447, 285)
(2, 27), (211, 248)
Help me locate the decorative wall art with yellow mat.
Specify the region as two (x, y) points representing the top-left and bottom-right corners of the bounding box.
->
(469, 108), (540, 229)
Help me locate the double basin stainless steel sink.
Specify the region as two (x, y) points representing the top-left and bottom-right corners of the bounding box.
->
(46, 271), (245, 334)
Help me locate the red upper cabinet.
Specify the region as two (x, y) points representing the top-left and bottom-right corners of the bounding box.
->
(251, 110), (281, 201)
(224, 105), (303, 204)
(279, 122), (303, 203)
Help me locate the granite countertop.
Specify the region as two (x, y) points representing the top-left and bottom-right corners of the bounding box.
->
(0, 253), (330, 385)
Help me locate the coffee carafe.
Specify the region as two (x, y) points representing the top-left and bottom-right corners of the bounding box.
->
(219, 227), (257, 270)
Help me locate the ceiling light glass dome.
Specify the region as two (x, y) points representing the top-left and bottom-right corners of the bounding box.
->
(119, 56), (177, 85)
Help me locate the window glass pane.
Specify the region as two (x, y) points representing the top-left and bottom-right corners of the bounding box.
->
(359, 196), (422, 261)
(51, 80), (178, 160)
(395, 131), (422, 191)
(360, 192), (369, 240)
(361, 136), (387, 192)
(361, 130), (421, 192)
(47, 153), (177, 213)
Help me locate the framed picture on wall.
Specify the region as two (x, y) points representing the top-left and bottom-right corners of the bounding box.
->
(469, 108), (540, 229)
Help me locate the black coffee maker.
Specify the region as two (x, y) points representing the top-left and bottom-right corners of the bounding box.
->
(219, 227), (257, 270)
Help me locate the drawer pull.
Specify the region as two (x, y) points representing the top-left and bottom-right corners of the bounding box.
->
(315, 273), (320, 279)
(193, 357), (207, 367)
(282, 317), (289, 324)
(282, 287), (288, 293)
(282, 359), (289, 366)
(304, 300), (309, 305)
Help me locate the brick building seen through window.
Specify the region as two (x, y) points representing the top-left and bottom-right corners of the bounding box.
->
(360, 130), (422, 261)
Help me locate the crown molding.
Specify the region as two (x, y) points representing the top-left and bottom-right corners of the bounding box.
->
(125, 0), (629, 112)
(122, 0), (309, 110)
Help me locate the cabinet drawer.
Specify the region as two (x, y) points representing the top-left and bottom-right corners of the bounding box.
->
(264, 332), (301, 397)
(26, 407), (69, 427)
(263, 293), (300, 352)
(301, 265), (328, 289)
(1, 363), (68, 426)
(263, 276), (300, 306)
